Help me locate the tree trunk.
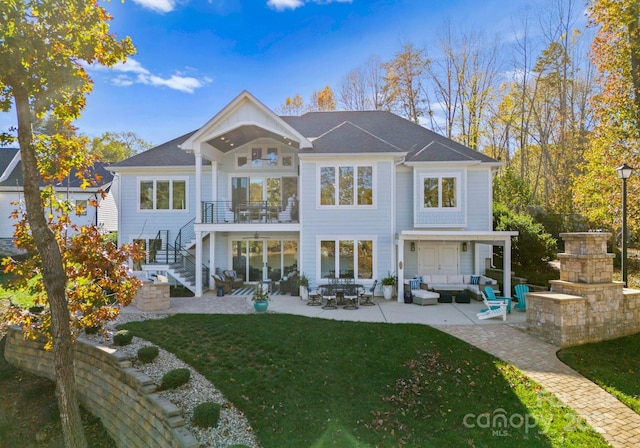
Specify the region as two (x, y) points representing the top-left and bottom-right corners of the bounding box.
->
(14, 86), (88, 448)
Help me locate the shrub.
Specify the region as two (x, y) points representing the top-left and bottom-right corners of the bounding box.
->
(161, 368), (190, 390)
(113, 329), (133, 346)
(193, 402), (221, 428)
(137, 345), (159, 363)
(493, 204), (557, 271)
(84, 325), (100, 335)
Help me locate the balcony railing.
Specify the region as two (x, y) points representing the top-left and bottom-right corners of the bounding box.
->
(201, 200), (299, 224)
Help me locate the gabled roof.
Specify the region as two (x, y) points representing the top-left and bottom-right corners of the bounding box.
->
(283, 110), (497, 163)
(110, 131), (209, 168)
(306, 121), (405, 154)
(0, 148), (113, 189)
(113, 94), (499, 168)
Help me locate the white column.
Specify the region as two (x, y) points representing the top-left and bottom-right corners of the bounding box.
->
(195, 230), (203, 297)
(473, 242), (481, 274)
(397, 239), (404, 302)
(211, 161), (217, 202)
(503, 237), (512, 298)
(209, 231), (215, 290)
(195, 153), (202, 224)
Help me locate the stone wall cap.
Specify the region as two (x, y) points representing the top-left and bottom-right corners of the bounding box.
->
(528, 292), (586, 302)
(559, 232), (611, 238)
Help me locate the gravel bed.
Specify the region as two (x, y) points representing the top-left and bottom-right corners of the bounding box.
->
(86, 313), (262, 448)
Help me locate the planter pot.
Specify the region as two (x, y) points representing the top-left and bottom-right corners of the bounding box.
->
(253, 301), (269, 314)
(382, 285), (393, 300)
(300, 286), (309, 300)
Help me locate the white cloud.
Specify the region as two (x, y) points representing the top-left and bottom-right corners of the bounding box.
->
(267, 0), (351, 12)
(132, 0), (176, 13)
(93, 58), (209, 94)
(136, 73), (205, 94)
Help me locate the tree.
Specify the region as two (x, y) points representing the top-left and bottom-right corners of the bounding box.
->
(384, 43), (429, 123)
(277, 94), (305, 115)
(90, 131), (152, 163)
(308, 85), (337, 111)
(338, 55), (393, 111)
(575, 0), (640, 234)
(0, 1), (135, 446)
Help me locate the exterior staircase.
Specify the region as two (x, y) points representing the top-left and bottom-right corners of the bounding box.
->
(143, 219), (209, 294)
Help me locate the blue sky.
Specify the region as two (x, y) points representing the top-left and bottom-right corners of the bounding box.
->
(2, 0), (555, 147)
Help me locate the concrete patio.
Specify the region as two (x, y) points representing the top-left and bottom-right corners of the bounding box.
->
(122, 292), (528, 326)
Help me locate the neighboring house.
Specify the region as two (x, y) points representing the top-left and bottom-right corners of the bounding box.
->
(110, 90), (517, 298)
(0, 147), (115, 252)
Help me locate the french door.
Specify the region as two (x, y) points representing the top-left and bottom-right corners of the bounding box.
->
(418, 243), (458, 274)
(231, 239), (298, 283)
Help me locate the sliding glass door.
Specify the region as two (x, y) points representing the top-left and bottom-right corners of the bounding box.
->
(231, 239), (298, 283)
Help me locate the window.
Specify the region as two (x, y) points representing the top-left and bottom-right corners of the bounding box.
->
(237, 156), (248, 168)
(320, 239), (374, 279)
(422, 175), (458, 209)
(138, 179), (187, 211)
(251, 148), (263, 167)
(267, 148), (278, 167)
(75, 200), (87, 216)
(282, 155), (292, 167)
(320, 164), (374, 207)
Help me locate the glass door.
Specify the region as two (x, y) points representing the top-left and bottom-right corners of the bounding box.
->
(232, 239), (298, 283)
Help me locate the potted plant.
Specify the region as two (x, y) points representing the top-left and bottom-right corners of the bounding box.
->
(297, 273), (310, 300)
(381, 272), (396, 300)
(252, 282), (270, 313)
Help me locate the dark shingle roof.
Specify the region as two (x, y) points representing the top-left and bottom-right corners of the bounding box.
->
(306, 121), (404, 154)
(110, 131), (209, 168)
(0, 147), (113, 188)
(114, 110), (497, 167)
(283, 111), (497, 162)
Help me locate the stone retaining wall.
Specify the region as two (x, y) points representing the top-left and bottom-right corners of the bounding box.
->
(133, 281), (170, 312)
(4, 326), (198, 448)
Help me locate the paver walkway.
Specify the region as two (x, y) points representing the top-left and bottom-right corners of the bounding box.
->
(436, 324), (640, 448)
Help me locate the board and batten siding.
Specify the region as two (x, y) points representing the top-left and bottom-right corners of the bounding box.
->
(299, 158), (395, 287)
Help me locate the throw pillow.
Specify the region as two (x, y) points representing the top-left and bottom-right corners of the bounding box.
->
(409, 279), (420, 291)
(470, 275), (481, 285)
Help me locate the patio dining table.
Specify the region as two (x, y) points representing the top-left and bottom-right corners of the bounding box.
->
(318, 283), (363, 307)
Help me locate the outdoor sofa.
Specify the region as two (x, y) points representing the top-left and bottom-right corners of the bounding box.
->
(417, 274), (499, 300)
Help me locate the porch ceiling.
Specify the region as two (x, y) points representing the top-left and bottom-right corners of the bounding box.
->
(206, 125), (300, 153)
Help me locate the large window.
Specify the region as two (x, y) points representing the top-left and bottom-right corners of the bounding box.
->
(320, 164), (373, 207)
(421, 175), (458, 209)
(139, 179), (187, 211)
(320, 239), (374, 279)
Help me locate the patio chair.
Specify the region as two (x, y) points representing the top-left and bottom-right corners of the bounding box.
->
(278, 195), (296, 223)
(322, 286), (338, 310)
(484, 286), (512, 313)
(307, 284), (323, 306)
(514, 284), (529, 312)
(223, 269), (244, 289)
(343, 284), (359, 310)
(212, 274), (232, 294)
(359, 280), (378, 306)
(476, 296), (507, 321)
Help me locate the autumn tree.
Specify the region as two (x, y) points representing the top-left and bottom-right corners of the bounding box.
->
(0, 1), (135, 446)
(277, 94), (305, 115)
(384, 43), (429, 123)
(575, 0), (640, 234)
(308, 85), (337, 111)
(90, 130), (152, 162)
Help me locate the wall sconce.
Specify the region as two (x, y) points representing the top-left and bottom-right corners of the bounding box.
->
(410, 242), (416, 252)
(462, 242), (468, 252)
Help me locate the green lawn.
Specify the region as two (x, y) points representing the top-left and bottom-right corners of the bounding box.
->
(122, 314), (608, 448)
(558, 333), (640, 415)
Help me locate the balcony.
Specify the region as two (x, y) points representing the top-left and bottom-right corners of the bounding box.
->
(201, 200), (299, 224)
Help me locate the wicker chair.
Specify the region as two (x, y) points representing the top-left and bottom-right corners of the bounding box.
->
(212, 274), (232, 294)
(223, 270), (244, 289)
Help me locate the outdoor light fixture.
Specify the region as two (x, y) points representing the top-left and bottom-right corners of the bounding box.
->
(462, 242), (468, 252)
(617, 163), (634, 287)
(410, 242), (416, 252)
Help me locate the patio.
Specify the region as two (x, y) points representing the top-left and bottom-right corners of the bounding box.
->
(121, 291), (528, 326)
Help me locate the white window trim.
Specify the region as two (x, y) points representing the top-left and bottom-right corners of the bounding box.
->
(136, 176), (189, 212)
(317, 164), (376, 209)
(419, 172), (461, 212)
(316, 235), (377, 281)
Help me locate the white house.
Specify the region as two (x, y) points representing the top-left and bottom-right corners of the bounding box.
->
(0, 148), (115, 254)
(109, 90), (516, 299)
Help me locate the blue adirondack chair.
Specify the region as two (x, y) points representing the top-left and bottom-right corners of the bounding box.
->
(483, 286), (512, 313)
(514, 284), (529, 312)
